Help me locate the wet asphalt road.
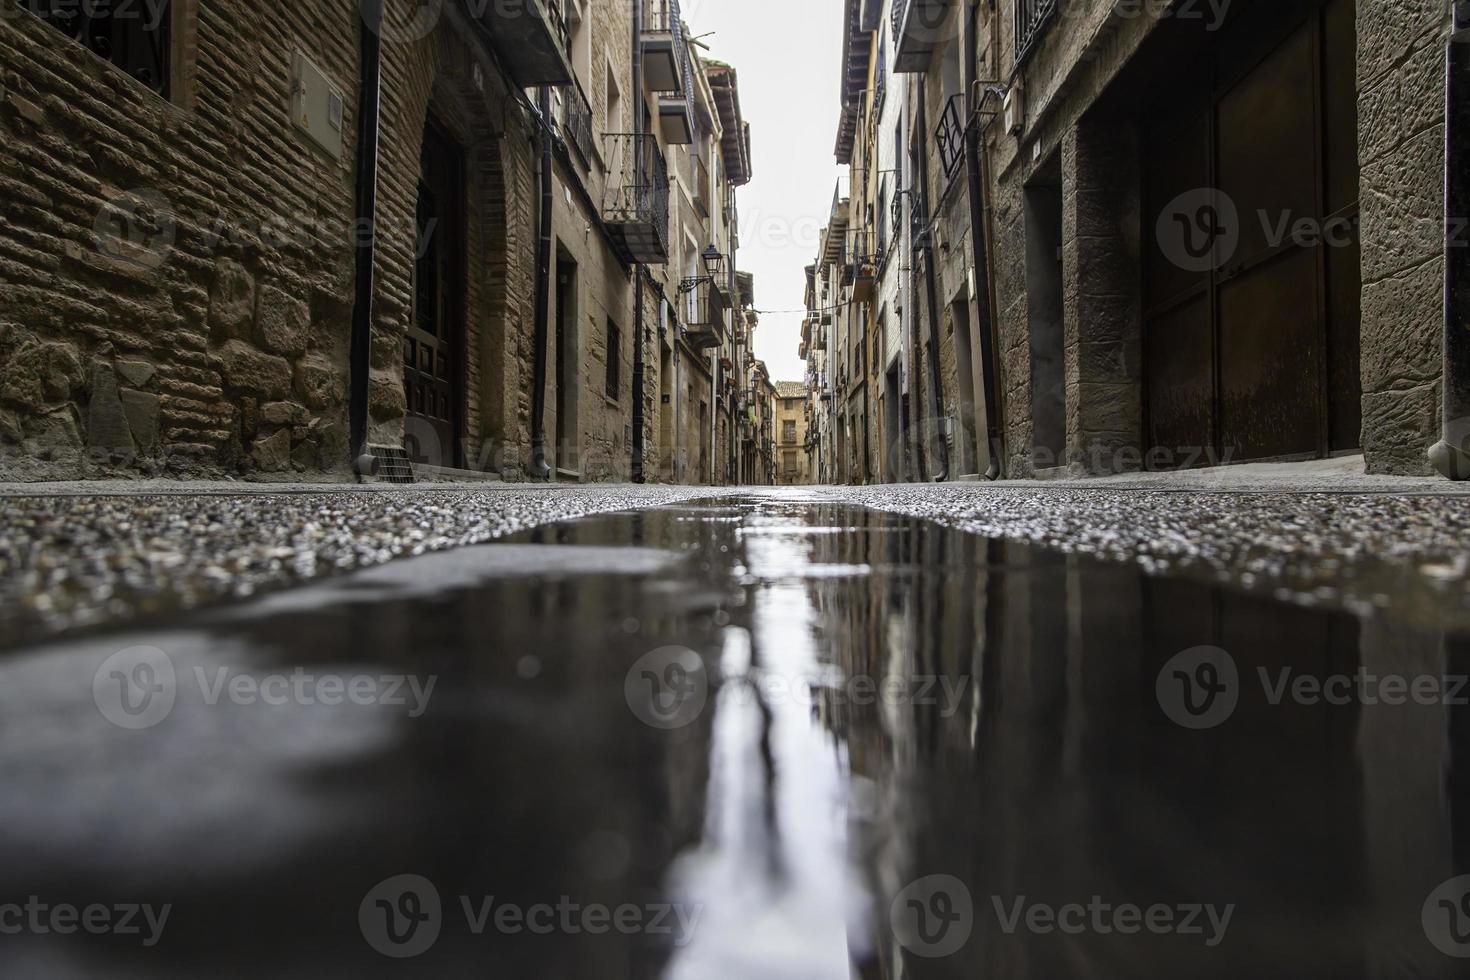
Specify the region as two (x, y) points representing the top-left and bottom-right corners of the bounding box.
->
(2, 492), (1470, 977)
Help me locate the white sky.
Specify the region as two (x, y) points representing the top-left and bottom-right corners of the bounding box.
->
(686, 0), (847, 385)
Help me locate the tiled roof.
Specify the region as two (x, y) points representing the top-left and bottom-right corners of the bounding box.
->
(775, 381), (807, 399)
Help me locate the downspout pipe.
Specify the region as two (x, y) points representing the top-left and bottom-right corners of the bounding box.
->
(916, 81), (949, 481)
(350, 0), (384, 478)
(631, 0), (647, 483)
(963, 0), (1002, 480)
(1429, 0), (1470, 479)
(530, 85), (555, 481)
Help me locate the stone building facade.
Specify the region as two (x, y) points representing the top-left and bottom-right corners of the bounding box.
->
(0, 0), (755, 485)
(808, 0), (1465, 482)
(774, 380), (812, 485)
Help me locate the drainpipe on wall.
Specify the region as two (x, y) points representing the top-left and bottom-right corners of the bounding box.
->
(529, 85), (555, 481)
(631, 0), (647, 483)
(350, 0), (384, 478)
(1429, 0), (1470, 479)
(963, 0), (1002, 480)
(916, 81), (950, 481)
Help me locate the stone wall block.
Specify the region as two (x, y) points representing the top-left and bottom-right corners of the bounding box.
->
(209, 258), (257, 344)
(216, 340), (291, 401)
(256, 283), (311, 358)
(85, 360), (135, 457)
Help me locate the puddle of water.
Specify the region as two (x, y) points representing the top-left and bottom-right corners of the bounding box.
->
(0, 497), (1466, 978)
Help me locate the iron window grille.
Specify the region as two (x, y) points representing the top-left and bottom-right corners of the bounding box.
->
(23, 0), (171, 97)
(605, 320), (621, 400)
(934, 93), (966, 183)
(556, 77), (597, 167)
(1015, 0), (1059, 65)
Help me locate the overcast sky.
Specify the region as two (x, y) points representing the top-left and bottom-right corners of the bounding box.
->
(686, 0), (846, 384)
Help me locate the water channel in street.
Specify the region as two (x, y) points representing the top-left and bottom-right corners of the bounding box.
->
(1, 490), (1467, 977)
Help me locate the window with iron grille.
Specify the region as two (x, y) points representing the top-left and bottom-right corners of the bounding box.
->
(606, 319), (621, 401)
(1015, 0), (1059, 65)
(934, 94), (965, 183)
(783, 421), (797, 444)
(23, 0), (172, 97)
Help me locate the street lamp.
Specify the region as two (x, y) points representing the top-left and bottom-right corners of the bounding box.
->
(680, 245), (727, 294)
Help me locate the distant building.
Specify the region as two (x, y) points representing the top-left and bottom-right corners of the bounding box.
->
(774, 381), (812, 485)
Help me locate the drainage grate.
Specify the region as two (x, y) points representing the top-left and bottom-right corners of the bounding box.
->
(366, 445), (415, 484)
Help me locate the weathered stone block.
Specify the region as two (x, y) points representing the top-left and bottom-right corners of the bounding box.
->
(209, 259), (256, 342)
(370, 330), (401, 370)
(119, 389), (160, 451)
(368, 376), (406, 422)
(1362, 383), (1438, 475)
(86, 360), (135, 456)
(294, 356), (344, 410)
(114, 359), (155, 388)
(260, 401), (308, 427)
(256, 283), (310, 358)
(0, 339), (83, 410)
(250, 428), (292, 472)
(216, 340), (291, 400)
(1360, 256), (1443, 392)
(25, 408), (83, 459)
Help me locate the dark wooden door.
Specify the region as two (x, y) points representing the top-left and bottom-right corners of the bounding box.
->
(1142, 0), (1360, 466)
(404, 120), (464, 467)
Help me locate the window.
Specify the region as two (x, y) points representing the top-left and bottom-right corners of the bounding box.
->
(783, 451), (797, 477)
(1016, 0), (1060, 65)
(605, 59), (622, 133)
(24, 0), (172, 97)
(783, 420), (797, 444)
(605, 319), (621, 400)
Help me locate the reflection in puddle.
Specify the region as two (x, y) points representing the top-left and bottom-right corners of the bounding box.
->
(0, 497), (1466, 978)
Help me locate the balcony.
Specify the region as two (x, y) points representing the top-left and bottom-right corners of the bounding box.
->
(821, 177), (851, 266)
(555, 77), (596, 168)
(469, 0), (573, 86)
(682, 278), (727, 349)
(656, 16), (697, 145)
(602, 134), (670, 264)
(642, 0), (687, 92)
(892, 0), (951, 74)
(847, 231), (882, 301)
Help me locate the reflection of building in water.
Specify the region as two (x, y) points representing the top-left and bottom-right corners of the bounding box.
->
(801, 507), (1466, 978)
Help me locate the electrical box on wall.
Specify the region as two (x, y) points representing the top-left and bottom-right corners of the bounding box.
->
(291, 51), (345, 161)
(1003, 84), (1024, 137)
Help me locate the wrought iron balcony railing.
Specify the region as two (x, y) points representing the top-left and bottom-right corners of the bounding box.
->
(602, 133), (670, 264)
(1016, 0), (1059, 65)
(556, 77), (596, 167)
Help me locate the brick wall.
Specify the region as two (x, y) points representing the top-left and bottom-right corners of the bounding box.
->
(0, 0), (360, 480)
